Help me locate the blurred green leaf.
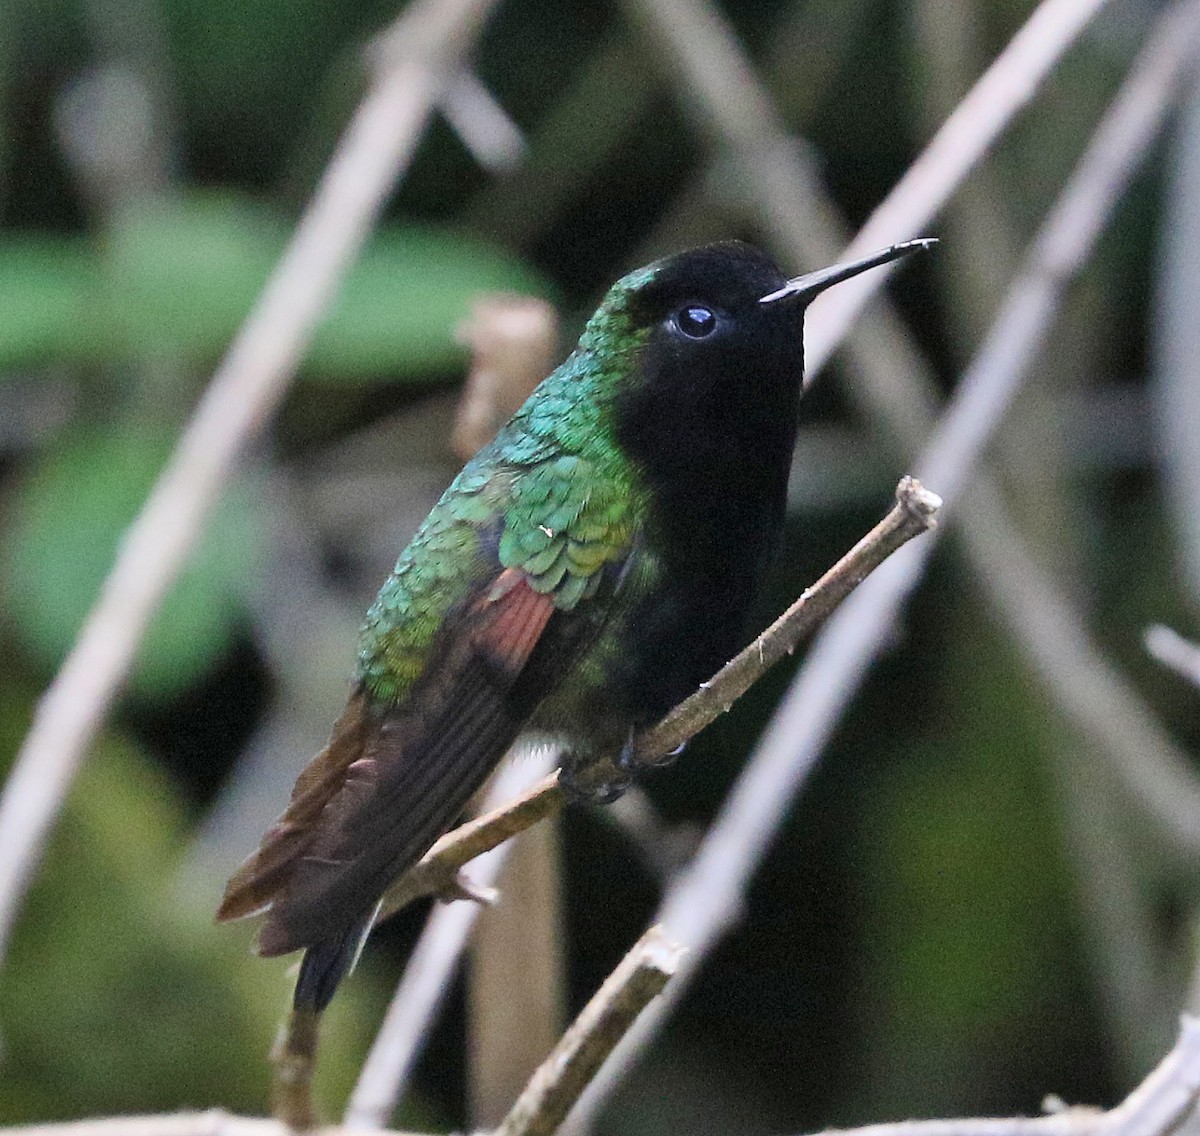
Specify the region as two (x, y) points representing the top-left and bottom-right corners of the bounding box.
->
(0, 193), (548, 379)
(106, 193), (287, 361)
(0, 239), (97, 370)
(1, 425), (262, 698)
(311, 224), (549, 378)
(855, 605), (1089, 1117)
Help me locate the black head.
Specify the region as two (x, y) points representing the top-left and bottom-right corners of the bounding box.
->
(603, 238), (932, 495)
(626, 242), (802, 398)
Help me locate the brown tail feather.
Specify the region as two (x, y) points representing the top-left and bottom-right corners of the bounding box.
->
(215, 690), (371, 924)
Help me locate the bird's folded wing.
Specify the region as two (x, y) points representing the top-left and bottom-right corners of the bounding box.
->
(219, 567), (565, 953)
(217, 454), (636, 954)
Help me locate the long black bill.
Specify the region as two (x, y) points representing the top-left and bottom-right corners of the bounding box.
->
(759, 237), (937, 306)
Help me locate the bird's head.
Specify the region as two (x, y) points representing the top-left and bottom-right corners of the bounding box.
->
(582, 238), (933, 473)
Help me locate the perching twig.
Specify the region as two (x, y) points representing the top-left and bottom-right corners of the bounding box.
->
(494, 926), (682, 1136)
(0, 0), (500, 973)
(370, 476), (941, 921)
(340, 478), (938, 1129)
(640, 477), (941, 759)
(377, 775), (560, 920)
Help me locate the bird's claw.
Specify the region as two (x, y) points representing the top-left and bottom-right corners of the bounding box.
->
(618, 735), (687, 774)
(558, 734), (687, 804)
(558, 760), (633, 804)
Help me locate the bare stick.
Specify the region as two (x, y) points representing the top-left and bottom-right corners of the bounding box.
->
(369, 477), (940, 921)
(639, 477), (941, 759)
(0, 1114), (425, 1136)
(468, 814), (566, 1127)
(802, 0), (1114, 377)
(0, 0), (499, 971)
(806, 1015), (1200, 1136)
(494, 926), (682, 1136)
(1146, 625), (1200, 690)
(620, 0), (1112, 382)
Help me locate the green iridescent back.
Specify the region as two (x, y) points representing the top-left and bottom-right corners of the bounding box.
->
(356, 263), (659, 707)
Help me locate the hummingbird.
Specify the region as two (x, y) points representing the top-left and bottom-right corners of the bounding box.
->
(217, 237), (933, 1013)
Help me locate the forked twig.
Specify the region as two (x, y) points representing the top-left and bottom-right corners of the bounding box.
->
(338, 477), (939, 1127)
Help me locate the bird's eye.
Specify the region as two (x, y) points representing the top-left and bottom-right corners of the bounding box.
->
(672, 304), (718, 339)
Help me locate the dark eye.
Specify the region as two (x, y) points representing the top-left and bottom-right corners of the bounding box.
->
(673, 304), (718, 339)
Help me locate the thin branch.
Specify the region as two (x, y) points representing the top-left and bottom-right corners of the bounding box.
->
(636, 477), (942, 758)
(494, 925), (682, 1136)
(440, 72), (525, 174)
(0, 0), (499, 971)
(377, 775), (562, 922)
(802, 0), (1113, 377)
(914, 0), (1200, 504)
(881, 2), (1200, 864)
(561, 5), (1200, 1125)
(0, 1115), (426, 1136)
(619, 0), (1112, 382)
(803, 1016), (1200, 1136)
(1146, 625), (1200, 690)
(371, 476), (941, 921)
(1153, 73), (1200, 609)
(4, 1016), (1199, 1136)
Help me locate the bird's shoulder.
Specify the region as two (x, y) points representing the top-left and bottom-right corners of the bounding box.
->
(359, 452), (637, 699)
(497, 452), (637, 611)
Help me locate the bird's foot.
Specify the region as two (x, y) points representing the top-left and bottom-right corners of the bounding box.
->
(558, 734), (687, 804)
(558, 757), (632, 804)
(620, 737), (687, 774)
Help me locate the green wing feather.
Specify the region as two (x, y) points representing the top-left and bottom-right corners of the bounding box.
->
(218, 452), (637, 952)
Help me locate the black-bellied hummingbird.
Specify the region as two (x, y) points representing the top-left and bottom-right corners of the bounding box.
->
(218, 237), (934, 1013)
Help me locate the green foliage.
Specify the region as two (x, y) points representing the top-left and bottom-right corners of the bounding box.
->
(2, 425), (261, 697)
(0, 687), (376, 1121)
(0, 239), (97, 369)
(856, 601), (1095, 1116)
(105, 194), (288, 364)
(311, 224), (550, 377)
(0, 193), (548, 379)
